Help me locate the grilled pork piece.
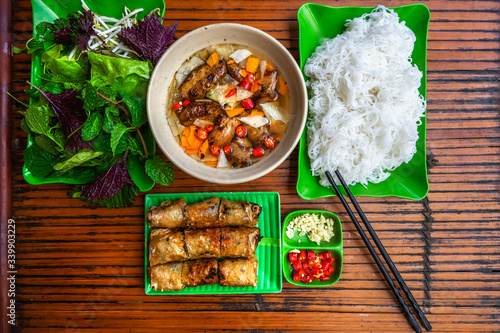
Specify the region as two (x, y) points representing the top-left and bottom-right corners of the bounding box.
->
(227, 61), (245, 83)
(178, 101), (224, 126)
(207, 115), (240, 147)
(255, 70), (278, 104)
(227, 136), (253, 167)
(179, 60), (227, 100)
(246, 124), (269, 147)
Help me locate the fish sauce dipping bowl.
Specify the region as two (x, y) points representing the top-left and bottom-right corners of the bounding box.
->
(147, 23), (307, 184)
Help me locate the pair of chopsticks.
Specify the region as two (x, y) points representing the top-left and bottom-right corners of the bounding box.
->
(326, 170), (432, 333)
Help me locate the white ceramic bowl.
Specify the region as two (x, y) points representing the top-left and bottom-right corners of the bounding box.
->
(147, 23), (307, 184)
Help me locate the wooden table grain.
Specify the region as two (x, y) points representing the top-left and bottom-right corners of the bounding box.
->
(3, 0), (500, 331)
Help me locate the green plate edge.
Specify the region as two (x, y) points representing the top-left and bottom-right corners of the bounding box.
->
(144, 192), (282, 295)
(296, 3), (430, 201)
(23, 0), (166, 191)
(281, 210), (343, 287)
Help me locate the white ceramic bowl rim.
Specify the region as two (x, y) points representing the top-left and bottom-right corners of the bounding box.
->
(147, 23), (307, 184)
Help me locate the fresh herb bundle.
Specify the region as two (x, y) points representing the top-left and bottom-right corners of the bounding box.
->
(15, 7), (178, 208)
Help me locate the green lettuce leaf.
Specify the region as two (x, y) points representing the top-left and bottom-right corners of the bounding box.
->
(54, 149), (104, 173)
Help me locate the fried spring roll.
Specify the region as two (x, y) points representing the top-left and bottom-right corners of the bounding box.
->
(147, 198), (187, 228)
(220, 227), (261, 258)
(184, 227), (221, 259)
(185, 197), (220, 228)
(181, 259), (219, 287)
(218, 198), (262, 227)
(150, 262), (185, 291)
(219, 258), (258, 287)
(149, 229), (188, 266)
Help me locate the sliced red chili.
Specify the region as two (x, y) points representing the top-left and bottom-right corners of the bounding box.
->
(322, 251), (331, 259)
(241, 98), (254, 109)
(205, 124), (214, 132)
(292, 272), (301, 282)
(298, 250), (306, 262)
(292, 261), (302, 272)
(319, 276), (330, 281)
(298, 268), (306, 278)
(245, 73), (255, 84)
(288, 252), (298, 263)
(182, 100), (191, 106)
(236, 125), (247, 138)
(210, 144), (220, 157)
(240, 80), (251, 90)
(252, 147), (264, 157)
(264, 136), (276, 149)
(195, 128), (208, 141)
(173, 101), (183, 110)
(307, 250), (315, 260)
(225, 88), (236, 98)
(223, 145), (233, 155)
(322, 261), (331, 271)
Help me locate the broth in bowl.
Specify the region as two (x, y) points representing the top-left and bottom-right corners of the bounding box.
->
(166, 44), (289, 169)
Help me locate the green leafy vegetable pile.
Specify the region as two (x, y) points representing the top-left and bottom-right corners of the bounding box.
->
(15, 8), (178, 208)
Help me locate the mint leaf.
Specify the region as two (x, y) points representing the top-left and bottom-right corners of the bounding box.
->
(110, 123), (131, 155)
(35, 22), (51, 36)
(81, 112), (103, 141)
(12, 47), (24, 54)
(24, 143), (57, 177)
(54, 149), (104, 173)
(24, 104), (51, 135)
(122, 95), (147, 127)
(145, 156), (175, 186)
(102, 106), (121, 133)
(35, 135), (59, 155)
(20, 118), (33, 136)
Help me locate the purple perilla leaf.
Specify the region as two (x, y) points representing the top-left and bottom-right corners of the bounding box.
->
(118, 14), (177, 66)
(28, 82), (92, 151)
(80, 153), (134, 202)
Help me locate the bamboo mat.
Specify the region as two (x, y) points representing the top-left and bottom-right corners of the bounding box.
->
(4, 0), (500, 331)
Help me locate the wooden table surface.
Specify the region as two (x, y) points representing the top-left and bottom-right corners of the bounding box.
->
(2, 0), (499, 331)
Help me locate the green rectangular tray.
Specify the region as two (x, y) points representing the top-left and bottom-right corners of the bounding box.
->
(282, 210), (343, 287)
(144, 192), (282, 295)
(296, 3), (430, 201)
(23, 0), (165, 191)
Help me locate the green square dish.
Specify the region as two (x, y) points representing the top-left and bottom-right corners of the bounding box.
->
(282, 210), (343, 287)
(296, 3), (430, 200)
(144, 192), (282, 295)
(23, 0), (166, 191)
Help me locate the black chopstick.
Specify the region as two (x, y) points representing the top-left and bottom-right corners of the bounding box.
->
(325, 171), (422, 333)
(333, 170), (432, 331)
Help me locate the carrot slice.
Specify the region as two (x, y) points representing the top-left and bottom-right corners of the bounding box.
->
(185, 149), (198, 155)
(276, 76), (288, 95)
(245, 56), (259, 73)
(198, 140), (209, 158)
(226, 108), (245, 118)
(249, 110), (265, 117)
(266, 63), (274, 71)
(206, 53), (219, 67)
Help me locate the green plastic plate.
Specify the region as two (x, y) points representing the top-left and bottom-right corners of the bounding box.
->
(296, 3), (430, 200)
(144, 192), (282, 295)
(23, 0), (166, 191)
(282, 210), (343, 287)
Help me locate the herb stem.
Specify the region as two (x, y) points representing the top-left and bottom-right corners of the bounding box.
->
(96, 91), (148, 158)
